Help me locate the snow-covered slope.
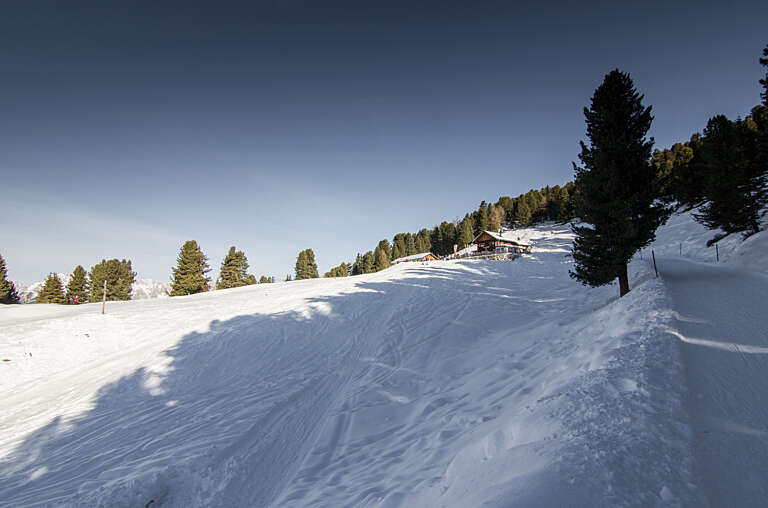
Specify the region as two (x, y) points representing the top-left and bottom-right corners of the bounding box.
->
(1, 212), (765, 507)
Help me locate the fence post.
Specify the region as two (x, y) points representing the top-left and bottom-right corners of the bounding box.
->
(102, 280), (107, 314)
(679, 242), (682, 257)
(716, 244), (719, 262)
(652, 250), (658, 278)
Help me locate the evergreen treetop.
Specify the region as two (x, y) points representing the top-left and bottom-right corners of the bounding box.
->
(294, 249), (319, 280)
(170, 241), (211, 296)
(89, 259), (136, 302)
(217, 246), (254, 290)
(0, 254), (20, 304)
(65, 265), (89, 304)
(37, 273), (66, 304)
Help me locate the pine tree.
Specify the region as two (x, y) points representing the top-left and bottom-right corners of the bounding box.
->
(324, 262), (350, 277)
(89, 259), (136, 301)
(37, 273), (66, 304)
(693, 115), (766, 242)
(65, 265), (89, 304)
(571, 69), (670, 297)
(169, 241), (210, 296)
(488, 205), (505, 232)
(414, 229), (431, 253)
(295, 249), (319, 280)
(361, 251), (375, 273)
(259, 275), (275, 283)
(760, 44), (768, 106)
(0, 253), (20, 304)
(217, 246), (254, 289)
(374, 244), (390, 271)
(458, 216), (475, 249)
(514, 198), (531, 227)
(404, 234), (417, 256)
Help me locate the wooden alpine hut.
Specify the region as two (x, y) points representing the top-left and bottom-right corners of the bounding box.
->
(471, 231), (531, 255)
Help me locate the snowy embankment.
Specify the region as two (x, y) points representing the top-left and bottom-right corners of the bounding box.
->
(1, 210), (764, 507)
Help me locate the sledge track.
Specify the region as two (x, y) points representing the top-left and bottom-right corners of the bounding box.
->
(661, 258), (768, 507)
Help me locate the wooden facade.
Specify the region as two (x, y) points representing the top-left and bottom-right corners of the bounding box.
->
(472, 231), (531, 255)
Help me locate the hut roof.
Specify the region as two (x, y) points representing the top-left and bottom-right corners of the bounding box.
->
(471, 231), (530, 247)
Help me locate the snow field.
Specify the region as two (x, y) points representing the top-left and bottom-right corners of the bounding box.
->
(1, 211), (765, 506)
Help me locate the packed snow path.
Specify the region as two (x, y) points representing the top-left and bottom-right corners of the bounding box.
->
(661, 258), (768, 507)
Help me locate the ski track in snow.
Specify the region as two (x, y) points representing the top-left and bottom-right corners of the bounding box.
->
(660, 258), (768, 507)
(0, 211), (764, 507)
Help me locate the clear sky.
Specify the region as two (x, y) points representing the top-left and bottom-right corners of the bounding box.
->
(2, 0), (766, 284)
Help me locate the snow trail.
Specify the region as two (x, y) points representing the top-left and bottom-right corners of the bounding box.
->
(661, 258), (768, 507)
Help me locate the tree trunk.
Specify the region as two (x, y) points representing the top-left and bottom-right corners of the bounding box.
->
(618, 264), (630, 297)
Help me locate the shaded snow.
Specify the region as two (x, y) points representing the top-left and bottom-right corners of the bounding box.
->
(1, 212), (766, 506)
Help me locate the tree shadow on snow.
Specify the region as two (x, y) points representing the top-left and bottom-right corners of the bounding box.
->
(0, 259), (595, 507)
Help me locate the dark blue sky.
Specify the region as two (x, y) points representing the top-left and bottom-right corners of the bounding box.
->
(2, 1), (766, 283)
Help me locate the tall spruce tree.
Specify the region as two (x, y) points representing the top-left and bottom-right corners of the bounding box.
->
(37, 273), (66, 304)
(295, 249), (319, 280)
(0, 254), (20, 304)
(571, 69), (669, 297)
(217, 246), (254, 289)
(65, 265), (89, 304)
(170, 241), (211, 296)
(89, 259), (136, 302)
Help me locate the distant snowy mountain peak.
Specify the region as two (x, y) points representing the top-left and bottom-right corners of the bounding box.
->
(15, 274), (170, 302)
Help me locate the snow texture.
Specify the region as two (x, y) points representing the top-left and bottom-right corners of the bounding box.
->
(1, 210), (766, 507)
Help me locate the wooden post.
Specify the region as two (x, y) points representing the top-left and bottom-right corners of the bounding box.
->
(101, 279), (107, 314)
(652, 250), (658, 278)
(716, 244), (719, 262)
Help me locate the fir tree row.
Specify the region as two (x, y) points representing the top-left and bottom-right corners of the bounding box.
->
(169, 241), (273, 296)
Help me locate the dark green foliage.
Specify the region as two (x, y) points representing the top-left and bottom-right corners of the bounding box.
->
(374, 243), (390, 271)
(414, 229), (432, 253)
(362, 251), (375, 273)
(652, 141), (698, 206)
(217, 246), (255, 289)
(514, 198), (531, 227)
(571, 69), (670, 297)
(258, 275), (275, 283)
(170, 241), (210, 296)
(285, 274), (293, 281)
(295, 249), (319, 280)
(457, 215), (475, 249)
(0, 254), (20, 304)
(760, 44), (768, 106)
(472, 201), (490, 236)
(89, 259), (136, 301)
(324, 262), (350, 277)
(692, 115), (766, 243)
(65, 265), (89, 304)
(37, 274), (66, 304)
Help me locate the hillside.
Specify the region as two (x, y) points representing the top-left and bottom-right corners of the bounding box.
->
(1, 211), (766, 507)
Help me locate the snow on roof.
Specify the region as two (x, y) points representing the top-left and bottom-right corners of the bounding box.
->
(472, 230), (530, 246)
(391, 252), (434, 264)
